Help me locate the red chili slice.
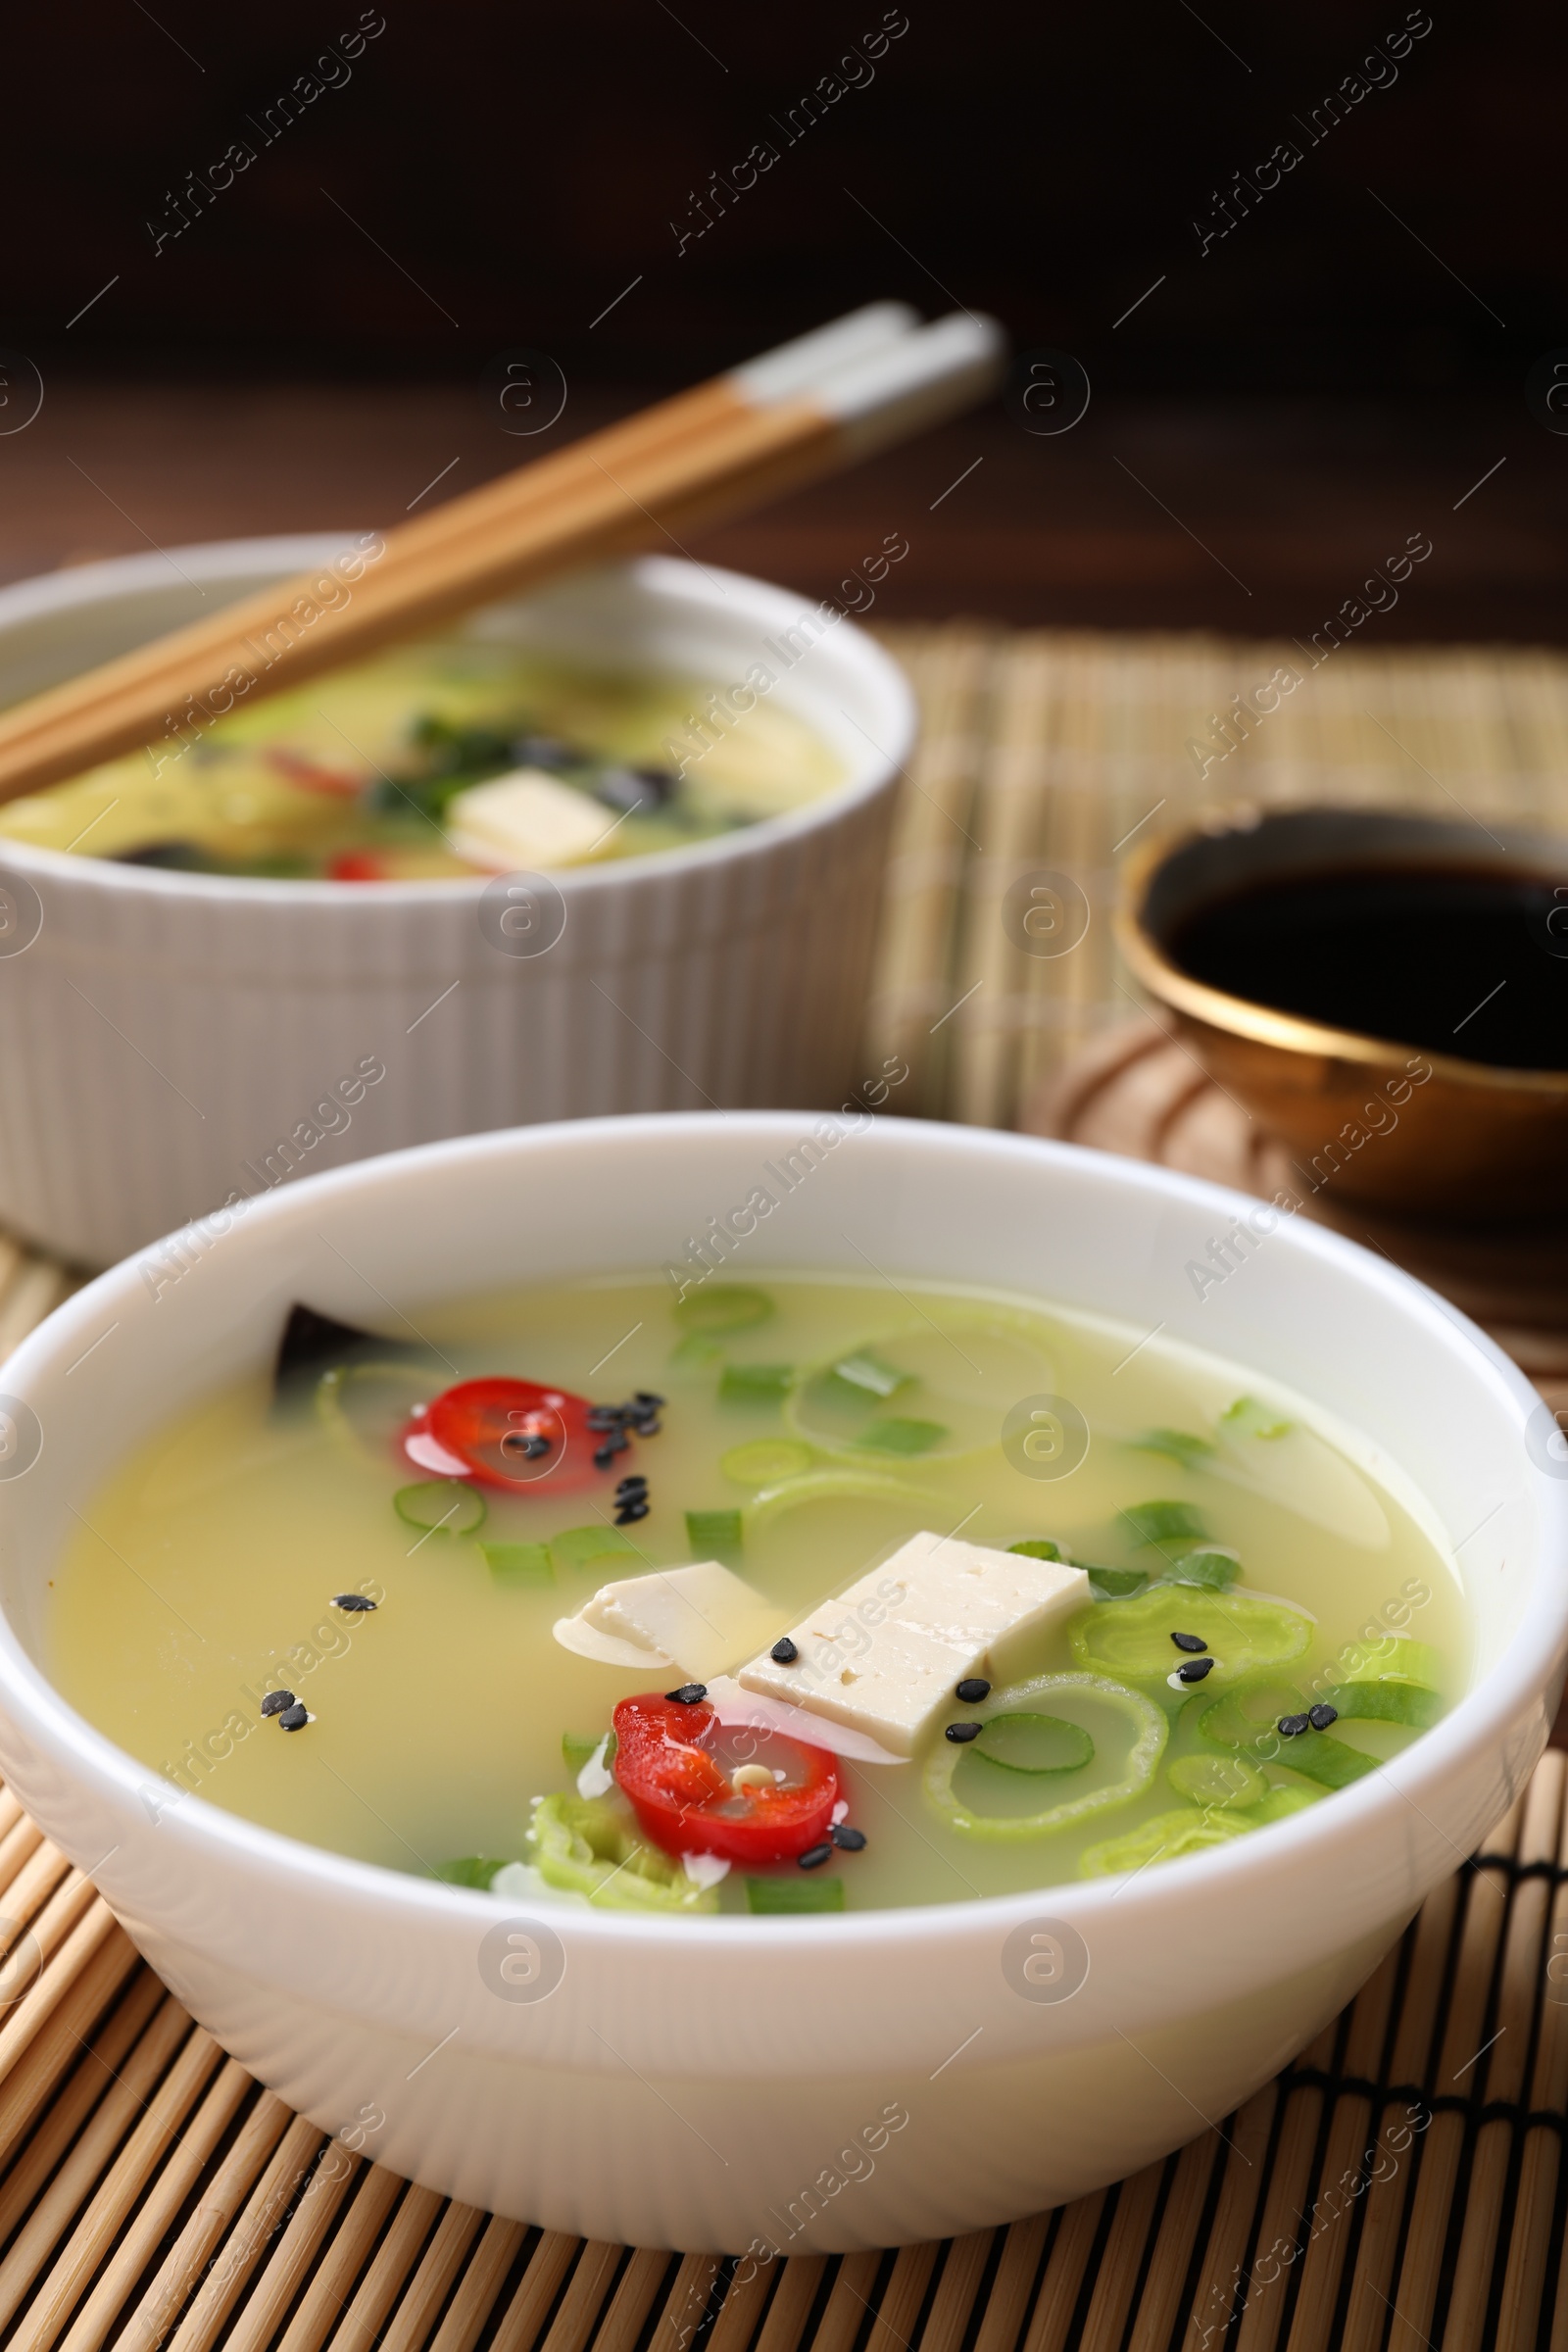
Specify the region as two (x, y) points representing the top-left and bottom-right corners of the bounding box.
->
(612, 1693), (841, 1867)
(403, 1377), (607, 1493)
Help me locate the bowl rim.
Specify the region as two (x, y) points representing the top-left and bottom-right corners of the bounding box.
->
(0, 1112), (1561, 1953)
(1116, 804), (1568, 1099)
(0, 539), (916, 907)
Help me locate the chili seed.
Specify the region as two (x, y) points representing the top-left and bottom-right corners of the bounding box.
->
(1308, 1702), (1339, 1730)
(332, 1593), (376, 1613)
(1177, 1657), (1215, 1683)
(260, 1690), (296, 1717)
(1171, 1632), (1208, 1653)
(277, 1702), (309, 1732)
(830, 1824), (866, 1851)
(955, 1677), (991, 1703)
(770, 1637), (799, 1664)
(665, 1684), (708, 1705)
(945, 1721), (982, 1743)
(798, 1842), (834, 1870)
(1278, 1713), (1310, 1737)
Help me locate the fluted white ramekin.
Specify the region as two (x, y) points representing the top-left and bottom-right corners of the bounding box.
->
(0, 1115), (1559, 2251)
(0, 541), (912, 1266)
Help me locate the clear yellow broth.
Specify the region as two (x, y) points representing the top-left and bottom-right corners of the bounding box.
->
(48, 1273), (1465, 1911)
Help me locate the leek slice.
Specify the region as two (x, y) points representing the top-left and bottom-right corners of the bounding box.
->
(721, 1439), (813, 1487)
(675, 1286), (774, 1334)
(1081, 1805), (1250, 1879)
(1073, 1587), (1310, 1682)
(971, 1713), (1094, 1775)
(1166, 1751), (1268, 1808)
(1336, 1637), (1442, 1688)
(1273, 1731), (1382, 1788)
(527, 1793), (719, 1912)
(924, 1672), (1165, 1839)
(743, 1468), (949, 1534)
(393, 1481), (486, 1537)
(1321, 1680), (1443, 1729)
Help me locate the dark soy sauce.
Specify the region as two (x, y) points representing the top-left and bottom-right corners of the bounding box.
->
(1167, 864), (1568, 1070)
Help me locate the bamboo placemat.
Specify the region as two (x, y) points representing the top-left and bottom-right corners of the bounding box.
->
(1, 622), (1567, 2351)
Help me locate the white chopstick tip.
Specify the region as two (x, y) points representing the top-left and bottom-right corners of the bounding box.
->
(813, 312), (1008, 456)
(729, 300), (921, 405)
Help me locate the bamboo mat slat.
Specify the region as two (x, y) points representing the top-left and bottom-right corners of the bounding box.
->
(0, 621), (1563, 2351)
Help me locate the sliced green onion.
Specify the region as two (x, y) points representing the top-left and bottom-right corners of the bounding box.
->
(669, 1332), (723, 1369)
(1199, 1677), (1308, 1750)
(481, 1541), (553, 1588)
(1008, 1538), (1064, 1561)
(1335, 1637), (1442, 1688)
(562, 1729), (616, 1772)
(1321, 1680), (1443, 1729)
(1087, 1566), (1149, 1602)
(1221, 1395), (1293, 1440)
(1275, 1730), (1381, 1788)
(529, 1793), (719, 1911)
(972, 1712), (1093, 1775)
(1132, 1428), (1215, 1470)
(1073, 1588), (1309, 1682)
(1247, 1784), (1318, 1823)
(1081, 1805), (1250, 1879)
(1121, 1499), (1207, 1547)
(924, 1671), (1165, 1839)
(394, 1481), (486, 1537)
(434, 1856), (511, 1889)
(550, 1525), (637, 1574)
(744, 1468), (950, 1534)
(721, 1439), (813, 1487)
(1166, 1545), (1241, 1592)
(675, 1286), (774, 1334)
(718, 1363), (795, 1404)
(685, 1507), (743, 1552)
(855, 1417), (947, 1455)
(746, 1875), (845, 1914)
(831, 1350), (910, 1399)
(1167, 1751), (1268, 1808)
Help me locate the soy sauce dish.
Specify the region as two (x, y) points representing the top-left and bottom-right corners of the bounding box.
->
(0, 1114), (1558, 2254)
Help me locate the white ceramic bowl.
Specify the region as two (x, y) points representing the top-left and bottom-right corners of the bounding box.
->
(0, 1114), (1559, 2255)
(0, 541), (912, 1269)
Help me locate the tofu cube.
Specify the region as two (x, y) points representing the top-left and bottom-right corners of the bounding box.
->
(736, 1530), (1089, 1756)
(446, 769), (609, 872)
(554, 1560), (785, 1682)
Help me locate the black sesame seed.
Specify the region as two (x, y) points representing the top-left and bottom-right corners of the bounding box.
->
(630, 1414), (662, 1436)
(1278, 1713), (1310, 1738)
(260, 1689), (296, 1718)
(614, 1499), (649, 1525)
(634, 1392), (665, 1410)
(798, 1841), (834, 1870)
(1171, 1632), (1208, 1653)
(945, 1721), (982, 1743)
(594, 1436), (630, 1469)
(829, 1824), (866, 1851)
(1308, 1702), (1339, 1731)
(615, 1476), (648, 1496)
(332, 1593), (377, 1613)
(955, 1677), (991, 1704)
(1176, 1656), (1215, 1683)
(770, 1637), (799, 1665)
(665, 1684), (708, 1705)
(586, 1404), (627, 1430)
(277, 1702), (309, 1732)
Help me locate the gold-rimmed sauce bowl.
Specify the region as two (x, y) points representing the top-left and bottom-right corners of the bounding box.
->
(1115, 804), (1568, 1220)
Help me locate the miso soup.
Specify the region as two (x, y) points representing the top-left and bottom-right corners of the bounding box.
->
(49, 1273), (1465, 1914)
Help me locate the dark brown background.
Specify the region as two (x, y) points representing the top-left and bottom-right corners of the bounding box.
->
(2, 1), (1565, 636)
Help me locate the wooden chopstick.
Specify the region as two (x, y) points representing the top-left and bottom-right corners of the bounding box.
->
(0, 306), (1001, 807)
